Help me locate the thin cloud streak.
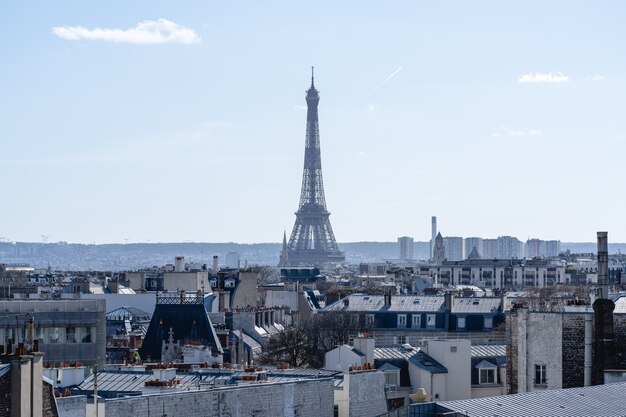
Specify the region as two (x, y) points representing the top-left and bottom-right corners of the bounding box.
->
(518, 72), (570, 84)
(370, 66), (403, 94)
(52, 19), (201, 44)
(491, 127), (543, 137)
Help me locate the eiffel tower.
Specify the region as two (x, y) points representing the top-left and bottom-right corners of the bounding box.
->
(285, 68), (345, 266)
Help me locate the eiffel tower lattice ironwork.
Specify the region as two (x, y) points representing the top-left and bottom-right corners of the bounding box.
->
(286, 68), (345, 266)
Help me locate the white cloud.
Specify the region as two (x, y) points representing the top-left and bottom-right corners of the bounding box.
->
(584, 74), (609, 82)
(491, 127), (543, 137)
(368, 103), (375, 112)
(518, 72), (570, 84)
(293, 105), (307, 111)
(52, 19), (201, 44)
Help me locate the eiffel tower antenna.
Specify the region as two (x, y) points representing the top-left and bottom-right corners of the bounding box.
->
(284, 69), (345, 267)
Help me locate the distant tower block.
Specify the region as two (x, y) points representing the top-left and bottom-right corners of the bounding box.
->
(286, 68), (345, 266)
(431, 216), (437, 260)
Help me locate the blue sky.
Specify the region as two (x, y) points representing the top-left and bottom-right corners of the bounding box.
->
(1, 1), (625, 244)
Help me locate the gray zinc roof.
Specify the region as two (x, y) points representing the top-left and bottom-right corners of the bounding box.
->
(374, 347), (419, 361)
(325, 295), (445, 313)
(324, 295), (501, 314)
(451, 297), (501, 314)
(439, 381), (626, 417)
(470, 344), (506, 358)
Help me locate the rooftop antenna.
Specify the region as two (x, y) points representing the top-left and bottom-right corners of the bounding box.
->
(311, 66), (315, 86)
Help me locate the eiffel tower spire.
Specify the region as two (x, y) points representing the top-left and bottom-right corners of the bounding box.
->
(285, 69), (345, 266)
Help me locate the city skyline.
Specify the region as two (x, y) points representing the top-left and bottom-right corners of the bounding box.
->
(2, 2), (626, 244)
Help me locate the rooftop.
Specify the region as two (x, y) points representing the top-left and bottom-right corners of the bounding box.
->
(323, 294), (501, 314)
(470, 344), (506, 358)
(409, 351), (448, 374)
(438, 381), (626, 417)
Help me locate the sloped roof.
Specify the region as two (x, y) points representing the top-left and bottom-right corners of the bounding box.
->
(323, 294), (501, 314)
(409, 351), (448, 374)
(378, 362), (401, 372)
(106, 306), (151, 321)
(374, 347), (419, 361)
(438, 381), (626, 417)
(475, 360), (498, 369)
(471, 344), (506, 358)
(451, 297), (501, 314)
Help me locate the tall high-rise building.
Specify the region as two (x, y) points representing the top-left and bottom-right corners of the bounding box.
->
(483, 239), (497, 258)
(225, 251), (240, 269)
(545, 240), (561, 257)
(464, 237), (483, 259)
(443, 236), (464, 261)
(398, 236), (414, 260)
(525, 238), (544, 258)
(497, 235), (524, 259)
(430, 216), (437, 260)
(285, 69), (345, 266)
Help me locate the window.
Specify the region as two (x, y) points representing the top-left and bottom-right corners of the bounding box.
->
(457, 317), (466, 329)
(395, 335), (406, 345)
(35, 327), (45, 344)
(365, 314), (374, 326)
(412, 315), (421, 327)
(450, 346), (457, 353)
(81, 327), (92, 343)
(427, 314), (436, 326)
(384, 371), (399, 386)
(480, 368), (496, 384)
(49, 328), (62, 344)
(535, 364), (547, 385)
(397, 315), (407, 328)
(485, 317), (493, 329)
(66, 327), (76, 344)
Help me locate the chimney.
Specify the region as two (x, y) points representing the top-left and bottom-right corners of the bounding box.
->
(353, 334), (375, 366)
(592, 231), (615, 385)
(174, 256), (185, 273)
(597, 232), (609, 299)
(444, 291), (455, 313)
(384, 291), (392, 307)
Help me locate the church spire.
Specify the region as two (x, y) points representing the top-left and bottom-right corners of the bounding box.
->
(278, 230), (290, 267)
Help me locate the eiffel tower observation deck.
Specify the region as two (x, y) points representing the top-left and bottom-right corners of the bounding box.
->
(284, 68), (345, 267)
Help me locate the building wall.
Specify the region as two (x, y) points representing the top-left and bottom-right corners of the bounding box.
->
(507, 310), (563, 393)
(325, 346), (364, 371)
(471, 367), (506, 399)
(0, 366), (11, 415)
(125, 272), (144, 291)
(55, 395), (87, 417)
(562, 314), (587, 388)
(104, 379), (334, 417)
(345, 371), (388, 417)
(0, 299), (106, 366)
(231, 272), (257, 309)
(162, 271), (208, 292)
(425, 339), (471, 401)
